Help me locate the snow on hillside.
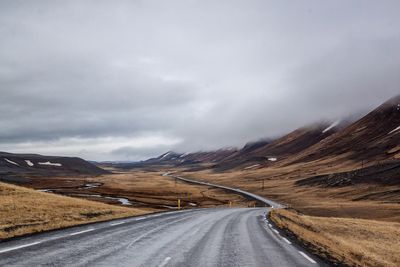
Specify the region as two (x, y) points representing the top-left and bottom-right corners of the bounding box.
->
(388, 125), (400, 135)
(4, 158), (19, 166)
(244, 164), (260, 170)
(161, 152), (171, 159)
(322, 120), (341, 133)
(25, 160), (34, 166)
(38, 161), (62, 167)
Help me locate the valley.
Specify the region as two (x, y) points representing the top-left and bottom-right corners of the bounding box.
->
(0, 95), (399, 266)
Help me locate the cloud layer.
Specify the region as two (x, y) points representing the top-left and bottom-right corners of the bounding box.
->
(1, 0), (399, 160)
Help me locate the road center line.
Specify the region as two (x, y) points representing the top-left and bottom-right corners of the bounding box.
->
(69, 229), (94, 236)
(282, 237), (292, 244)
(127, 217), (188, 248)
(158, 256), (171, 267)
(298, 251), (317, 263)
(0, 241), (41, 253)
(188, 227), (200, 237)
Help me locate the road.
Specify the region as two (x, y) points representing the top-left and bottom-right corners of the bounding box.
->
(0, 208), (325, 266)
(164, 172), (284, 208)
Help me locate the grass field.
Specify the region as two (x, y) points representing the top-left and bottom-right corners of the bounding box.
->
(179, 166), (400, 222)
(269, 209), (400, 267)
(26, 170), (253, 209)
(0, 169), (253, 239)
(0, 182), (150, 240)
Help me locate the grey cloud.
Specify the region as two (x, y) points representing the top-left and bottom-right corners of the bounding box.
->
(0, 0), (399, 160)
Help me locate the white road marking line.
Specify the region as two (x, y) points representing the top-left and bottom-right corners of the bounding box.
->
(188, 227), (200, 237)
(268, 223), (272, 227)
(135, 217), (147, 221)
(69, 229), (94, 236)
(0, 241), (41, 253)
(158, 256), (171, 267)
(110, 221), (125, 226)
(282, 237), (292, 244)
(272, 229), (279, 234)
(127, 217), (188, 248)
(299, 251), (317, 263)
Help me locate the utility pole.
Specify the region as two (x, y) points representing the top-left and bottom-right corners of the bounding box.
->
(178, 199), (181, 210)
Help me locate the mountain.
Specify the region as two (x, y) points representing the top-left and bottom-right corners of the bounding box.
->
(118, 149), (238, 169)
(283, 95), (400, 166)
(0, 152), (108, 183)
(126, 95), (400, 174)
(214, 122), (342, 170)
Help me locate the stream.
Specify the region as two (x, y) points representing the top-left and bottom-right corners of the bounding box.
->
(37, 182), (133, 205)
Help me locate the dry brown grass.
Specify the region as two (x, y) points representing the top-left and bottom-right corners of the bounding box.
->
(92, 171), (253, 208)
(0, 182), (150, 240)
(269, 209), (400, 267)
(179, 165), (400, 222)
(25, 170), (253, 209)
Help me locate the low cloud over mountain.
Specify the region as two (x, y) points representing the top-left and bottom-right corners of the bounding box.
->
(1, 1), (399, 160)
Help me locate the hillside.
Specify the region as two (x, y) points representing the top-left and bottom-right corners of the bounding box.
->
(0, 181), (148, 240)
(0, 152), (108, 184)
(155, 95), (400, 174)
(120, 148), (238, 168)
(281, 95), (400, 166)
(215, 122), (341, 170)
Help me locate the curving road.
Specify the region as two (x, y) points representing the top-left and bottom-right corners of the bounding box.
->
(0, 208), (325, 266)
(163, 172), (284, 208)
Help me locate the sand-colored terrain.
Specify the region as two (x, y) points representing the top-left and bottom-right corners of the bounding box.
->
(0, 182), (149, 240)
(270, 209), (400, 267)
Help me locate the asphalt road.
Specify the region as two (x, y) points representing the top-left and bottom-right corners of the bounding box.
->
(164, 172), (284, 208)
(0, 208), (326, 267)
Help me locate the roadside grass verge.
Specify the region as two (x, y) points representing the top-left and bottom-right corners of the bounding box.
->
(269, 209), (400, 267)
(0, 182), (149, 240)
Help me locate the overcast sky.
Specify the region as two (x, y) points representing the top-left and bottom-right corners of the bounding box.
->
(0, 0), (399, 161)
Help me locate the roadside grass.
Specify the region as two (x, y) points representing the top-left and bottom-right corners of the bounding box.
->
(269, 209), (400, 267)
(0, 182), (150, 240)
(27, 170), (252, 209)
(181, 168), (400, 222)
(92, 171), (252, 208)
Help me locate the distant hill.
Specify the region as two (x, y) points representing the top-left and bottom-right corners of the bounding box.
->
(215, 122), (342, 170)
(118, 148), (238, 169)
(136, 95), (399, 174)
(0, 152), (108, 183)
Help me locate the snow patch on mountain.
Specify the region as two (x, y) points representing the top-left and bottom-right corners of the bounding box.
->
(244, 164), (260, 170)
(322, 120), (341, 133)
(25, 160), (34, 166)
(4, 158), (19, 166)
(388, 125), (400, 135)
(38, 161), (62, 167)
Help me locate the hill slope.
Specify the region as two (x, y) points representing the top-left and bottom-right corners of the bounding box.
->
(282, 95), (400, 166)
(0, 152), (108, 183)
(0, 181), (147, 240)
